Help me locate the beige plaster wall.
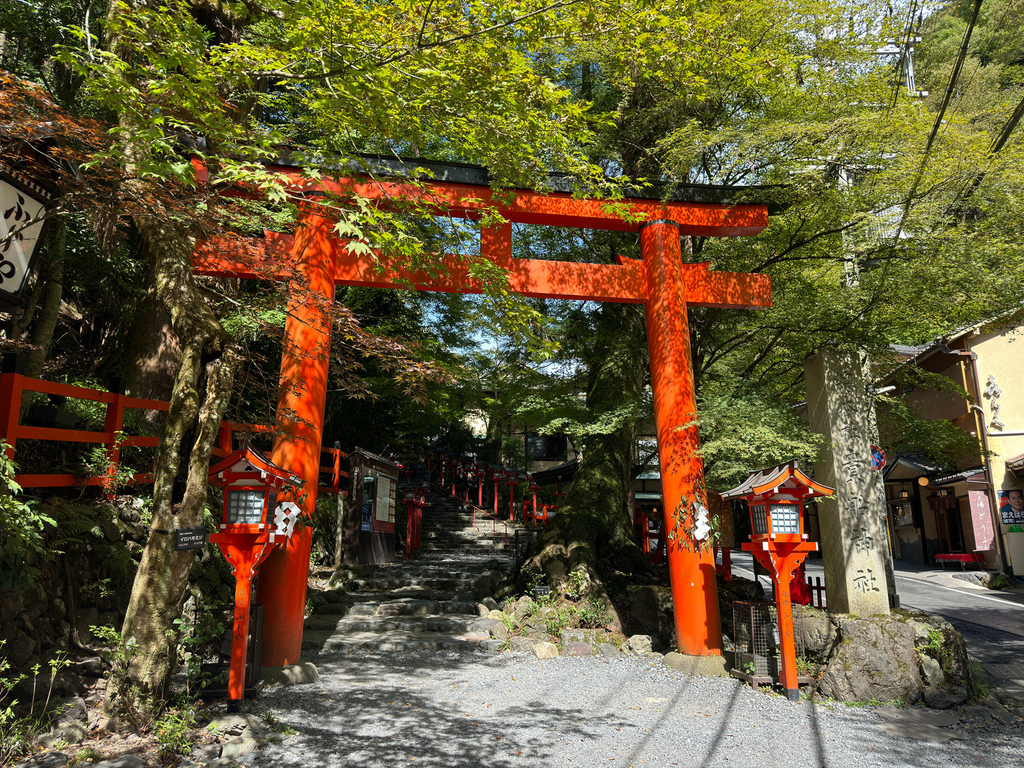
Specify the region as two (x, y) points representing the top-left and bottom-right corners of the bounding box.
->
(973, 328), (1024, 486)
(972, 326), (1024, 569)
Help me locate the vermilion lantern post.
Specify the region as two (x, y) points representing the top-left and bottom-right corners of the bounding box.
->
(506, 470), (519, 522)
(208, 446), (302, 710)
(402, 485), (426, 559)
(722, 460), (833, 701)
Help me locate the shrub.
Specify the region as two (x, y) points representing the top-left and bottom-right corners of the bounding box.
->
(575, 597), (610, 629)
(154, 705), (197, 760)
(0, 441), (56, 592)
(0, 644), (71, 765)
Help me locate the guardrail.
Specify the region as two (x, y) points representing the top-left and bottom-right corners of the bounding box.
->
(1, 364), (342, 493)
(0, 367), (172, 489)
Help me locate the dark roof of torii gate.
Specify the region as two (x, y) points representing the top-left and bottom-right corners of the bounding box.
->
(268, 152), (789, 213)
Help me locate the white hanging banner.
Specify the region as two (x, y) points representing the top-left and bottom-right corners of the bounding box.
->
(272, 501), (301, 540)
(692, 500), (712, 541)
(0, 178), (48, 296)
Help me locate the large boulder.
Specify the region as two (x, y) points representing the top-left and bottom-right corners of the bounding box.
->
(902, 611), (971, 703)
(817, 614), (922, 704)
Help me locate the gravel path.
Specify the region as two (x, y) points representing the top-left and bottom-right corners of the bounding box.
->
(245, 652), (1024, 768)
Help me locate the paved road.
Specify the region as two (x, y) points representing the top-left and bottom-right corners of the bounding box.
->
(730, 552), (1024, 699)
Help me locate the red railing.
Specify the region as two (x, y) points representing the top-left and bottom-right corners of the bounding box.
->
(318, 445), (348, 495)
(714, 546), (733, 581)
(523, 501), (557, 527)
(805, 576), (826, 608)
(1, 368), (340, 492)
(2, 369), (171, 489)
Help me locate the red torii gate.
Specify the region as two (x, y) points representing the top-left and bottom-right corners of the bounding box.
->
(193, 162), (773, 667)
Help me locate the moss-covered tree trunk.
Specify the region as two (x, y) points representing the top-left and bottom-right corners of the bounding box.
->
(100, 0), (249, 718)
(103, 210), (239, 718)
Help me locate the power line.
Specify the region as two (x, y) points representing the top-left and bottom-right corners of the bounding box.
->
(893, 0), (983, 240)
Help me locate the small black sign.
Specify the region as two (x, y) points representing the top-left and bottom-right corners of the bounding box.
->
(533, 586), (551, 599)
(174, 527), (207, 551)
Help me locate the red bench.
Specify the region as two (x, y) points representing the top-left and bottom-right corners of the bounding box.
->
(933, 552), (986, 570)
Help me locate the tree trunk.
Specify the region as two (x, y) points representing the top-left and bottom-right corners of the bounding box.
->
(100, 0), (245, 718)
(117, 269), (181, 409)
(9, 218), (66, 418)
(23, 219), (66, 379)
(104, 212), (239, 719)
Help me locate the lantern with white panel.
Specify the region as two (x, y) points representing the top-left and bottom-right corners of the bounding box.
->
(208, 445), (302, 710)
(722, 460), (834, 701)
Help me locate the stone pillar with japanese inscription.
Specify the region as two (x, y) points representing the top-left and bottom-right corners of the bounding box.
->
(805, 349), (892, 616)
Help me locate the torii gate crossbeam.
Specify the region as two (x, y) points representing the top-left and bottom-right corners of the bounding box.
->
(193, 166), (773, 668)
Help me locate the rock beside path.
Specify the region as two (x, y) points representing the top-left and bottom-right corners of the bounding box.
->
(811, 610), (972, 707)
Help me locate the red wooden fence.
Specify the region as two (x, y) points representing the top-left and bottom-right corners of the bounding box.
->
(805, 576), (826, 608)
(1, 366), (344, 492)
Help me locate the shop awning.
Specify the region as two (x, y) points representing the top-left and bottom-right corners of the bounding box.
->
(1007, 453), (1024, 479)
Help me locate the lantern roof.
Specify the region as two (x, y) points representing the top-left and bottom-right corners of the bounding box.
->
(208, 444), (303, 487)
(720, 460), (834, 500)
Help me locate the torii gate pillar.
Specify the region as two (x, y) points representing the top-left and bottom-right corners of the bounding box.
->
(641, 220), (722, 656)
(255, 209), (335, 665)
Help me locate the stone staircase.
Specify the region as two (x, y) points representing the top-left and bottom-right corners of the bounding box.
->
(301, 479), (513, 656)
(418, 487), (512, 556)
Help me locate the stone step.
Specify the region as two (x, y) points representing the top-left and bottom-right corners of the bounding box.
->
(421, 528), (498, 538)
(300, 479), (513, 659)
(421, 517), (480, 528)
(312, 630), (500, 655)
(318, 598), (482, 619)
(419, 538), (498, 548)
(302, 617), (484, 650)
(344, 576), (479, 593)
(339, 614), (477, 633)
(421, 541), (508, 551)
(334, 559), (508, 581)
(305, 599), (483, 629)
(418, 550), (507, 559)
(421, 522), (483, 532)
